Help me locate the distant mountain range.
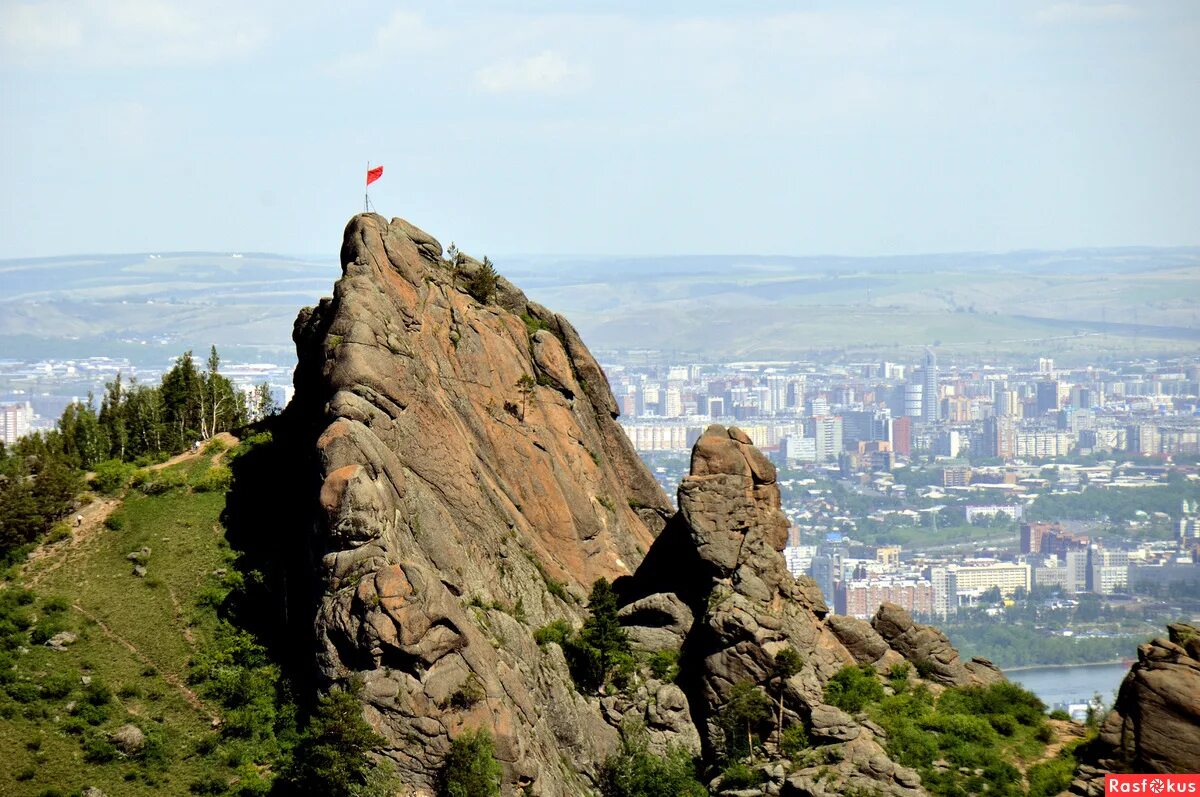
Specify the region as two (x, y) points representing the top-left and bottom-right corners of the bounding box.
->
(2, 243), (1198, 365)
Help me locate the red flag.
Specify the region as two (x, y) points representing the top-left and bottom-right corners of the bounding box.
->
(366, 165), (383, 185)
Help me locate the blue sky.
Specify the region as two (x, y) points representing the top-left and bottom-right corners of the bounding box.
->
(1, 1), (1197, 259)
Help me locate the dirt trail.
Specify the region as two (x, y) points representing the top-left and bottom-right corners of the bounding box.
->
(23, 433), (239, 588)
(71, 602), (219, 725)
(25, 496), (120, 587)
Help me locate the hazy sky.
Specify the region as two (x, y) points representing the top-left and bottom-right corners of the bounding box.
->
(1, 1), (1197, 259)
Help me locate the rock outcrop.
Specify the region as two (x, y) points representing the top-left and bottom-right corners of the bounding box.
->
(870, 603), (1005, 687)
(620, 426), (937, 796)
(291, 214), (673, 795)
(291, 215), (1020, 796)
(1071, 622), (1200, 792)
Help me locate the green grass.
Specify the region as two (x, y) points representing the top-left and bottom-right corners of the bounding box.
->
(0, 461), (264, 795)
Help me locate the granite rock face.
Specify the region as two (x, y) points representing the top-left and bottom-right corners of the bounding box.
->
(292, 215), (1015, 796)
(292, 214), (673, 795)
(620, 426), (943, 796)
(1072, 622), (1200, 789)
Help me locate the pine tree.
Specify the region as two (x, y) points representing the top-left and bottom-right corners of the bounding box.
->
(281, 681), (389, 797)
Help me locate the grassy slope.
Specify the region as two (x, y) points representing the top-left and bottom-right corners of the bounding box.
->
(0, 455), (241, 796)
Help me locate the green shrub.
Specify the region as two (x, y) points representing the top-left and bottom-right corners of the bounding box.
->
(545, 579), (569, 602)
(779, 724), (808, 757)
(138, 469), (187, 495)
(824, 664), (884, 714)
(5, 681), (40, 703)
(563, 579), (633, 693)
(460, 257), (499, 304)
(73, 701), (109, 726)
(1049, 708), (1071, 721)
(437, 728), (502, 797)
(42, 595), (70, 614)
(83, 679), (113, 706)
(194, 465), (232, 493)
(104, 513), (126, 531)
(445, 675), (485, 711)
(188, 775), (227, 794)
(600, 726), (706, 797)
(989, 713), (1018, 736)
(533, 619), (572, 647)
(520, 313), (551, 335)
(46, 523), (72, 544)
(92, 459), (136, 494)
(647, 649), (679, 682)
(42, 672), (75, 699)
(202, 438), (229, 455)
(720, 761), (764, 789)
(29, 620), (66, 645)
(82, 730), (118, 763)
(1027, 756), (1076, 797)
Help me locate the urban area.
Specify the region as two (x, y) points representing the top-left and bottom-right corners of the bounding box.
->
(4, 349), (1200, 714)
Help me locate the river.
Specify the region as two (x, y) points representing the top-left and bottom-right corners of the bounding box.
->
(1006, 662), (1131, 709)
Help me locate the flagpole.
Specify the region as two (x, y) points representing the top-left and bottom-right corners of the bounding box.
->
(365, 160), (370, 213)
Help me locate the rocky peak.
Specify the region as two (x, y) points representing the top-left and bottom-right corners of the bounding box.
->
(291, 214), (673, 794)
(289, 216), (1024, 796)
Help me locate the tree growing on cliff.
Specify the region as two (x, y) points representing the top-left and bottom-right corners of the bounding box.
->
(770, 647), (804, 744)
(462, 256), (498, 303)
(515, 374), (536, 420)
(280, 680), (390, 797)
(718, 681), (773, 761)
(564, 578), (634, 693)
(437, 728), (502, 797)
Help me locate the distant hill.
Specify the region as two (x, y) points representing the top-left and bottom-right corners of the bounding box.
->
(2, 245), (1198, 365)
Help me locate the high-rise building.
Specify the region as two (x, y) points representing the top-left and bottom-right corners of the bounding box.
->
(996, 389), (1021, 418)
(1036, 381), (1060, 416)
(892, 416), (912, 457)
(836, 577), (934, 619)
(663, 387), (683, 418)
(921, 349), (939, 423)
(1089, 548), (1130, 594)
(0, 402), (32, 445)
(904, 383), (923, 419)
(982, 416), (1016, 460)
(805, 416), (843, 463)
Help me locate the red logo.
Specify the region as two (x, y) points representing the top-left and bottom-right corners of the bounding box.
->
(1107, 775), (1200, 794)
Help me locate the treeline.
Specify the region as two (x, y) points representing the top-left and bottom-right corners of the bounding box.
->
(1027, 475), (1199, 524)
(0, 346), (275, 561)
(943, 623), (1140, 669)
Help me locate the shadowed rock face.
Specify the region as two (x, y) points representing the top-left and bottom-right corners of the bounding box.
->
(292, 214), (673, 794)
(1071, 623), (1200, 791)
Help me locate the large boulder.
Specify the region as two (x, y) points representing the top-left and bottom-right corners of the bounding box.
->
(1082, 623), (1200, 777)
(871, 603), (1000, 687)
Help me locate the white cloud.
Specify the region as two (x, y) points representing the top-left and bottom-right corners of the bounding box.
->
(1034, 3), (1138, 25)
(325, 10), (444, 74)
(0, 0), (270, 68)
(475, 51), (587, 94)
